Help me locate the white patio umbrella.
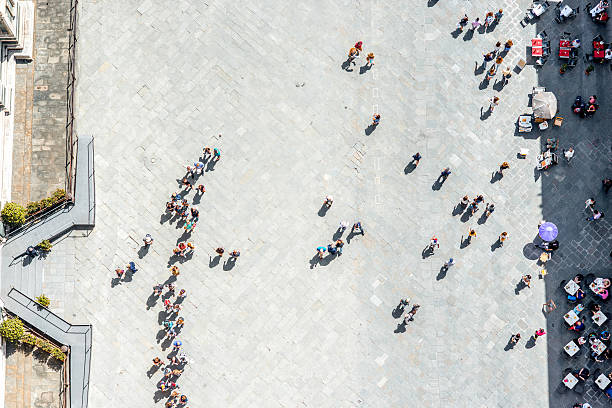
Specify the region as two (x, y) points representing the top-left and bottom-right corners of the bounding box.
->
(533, 91), (558, 119)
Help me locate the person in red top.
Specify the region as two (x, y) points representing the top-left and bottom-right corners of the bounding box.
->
(354, 41), (363, 53)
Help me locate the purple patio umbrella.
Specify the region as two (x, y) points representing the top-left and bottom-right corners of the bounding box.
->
(539, 222), (558, 241)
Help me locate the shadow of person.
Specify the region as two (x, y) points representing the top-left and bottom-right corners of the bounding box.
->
(365, 124), (377, 135)
(422, 247), (434, 259)
(427, 0), (439, 6)
(157, 310), (167, 325)
(525, 336), (537, 349)
(332, 228), (344, 241)
(477, 212), (489, 225)
(138, 245), (150, 259)
(533, 166), (541, 182)
(318, 204), (330, 217)
(223, 258), (236, 271)
(436, 266), (448, 281)
(206, 160), (217, 172)
(491, 239), (502, 252)
(431, 179), (442, 191)
(492, 79), (505, 92)
(460, 210), (472, 223)
(160, 337), (172, 351)
(480, 106), (492, 121)
(156, 329), (167, 343)
(504, 338), (516, 351)
(404, 162), (417, 174)
(359, 64), (372, 75)
(490, 171), (503, 184)
(162, 275), (177, 286)
(477, 24), (487, 34)
(392, 305), (405, 318)
(394, 322), (407, 333)
(463, 29), (474, 41)
(192, 193), (202, 205)
(346, 230), (357, 244)
(452, 204), (465, 216)
(459, 236), (471, 249)
(110, 277), (121, 288)
(153, 390), (169, 403)
(309, 254), (319, 269)
(209, 255), (221, 268)
(479, 76), (491, 90)
(160, 212), (173, 224)
(147, 365), (159, 379)
(515, 279), (527, 295)
(319, 254), (333, 266)
(450, 28), (462, 39)
(146, 294), (159, 310)
(123, 270), (134, 282)
(341, 59), (354, 71)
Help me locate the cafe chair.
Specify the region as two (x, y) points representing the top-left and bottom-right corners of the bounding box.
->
(593, 367), (602, 379)
(555, 16), (563, 23)
(553, 116), (564, 126)
(538, 29), (549, 40)
(567, 57), (578, 67)
(563, 31), (572, 37)
(559, 279), (567, 289)
(584, 53), (594, 62)
(584, 3), (592, 12)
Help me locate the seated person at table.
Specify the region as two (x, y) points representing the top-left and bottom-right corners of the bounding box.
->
(568, 288), (586, 302)
(591, 303), (602, 314)
(601, 330), (611, 342)
(576, 336), (588, 345)
(572, 96), (583, 112)
(573, 368), (590, 381)
(574, 274), (584, 284)
(594, 278), (611, 289)
(595, 349), (612, 362)
(571, 39), (581, 48)
(570, 319), (586, 332)
(606, 386), (612, 399)
(587, 104), (598, 116)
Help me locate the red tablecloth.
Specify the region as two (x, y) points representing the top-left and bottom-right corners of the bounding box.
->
(559, 48), (570, 58)
(560, 39), (571, 47)
(532, 47), (543, 56)
(594, 41), (605, 50)
(594, 49), (606, 58)
(532, 39), (543, 47)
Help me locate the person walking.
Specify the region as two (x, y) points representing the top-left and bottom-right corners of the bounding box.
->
(347, 47), (358, 66)
(335, 239), (344, 255)
(468, 200), (479, 215)
(170, 266), (180, 277)
(115, 268), (124, 279)
(585, 198), (595, 210)
(181, 177), (193, 191)
(143, 234), (154, 246)
(603, 178), (612, 193)
(352, 221), (364, 235)
(411, 152), (422, 166)
(339, 220), (349, 232)
(466, 228), (477, 243)
(177, 289), (186, 298)
(365, 52), (375, 67)
(471, 17), (481, 30)
(153, 283), (163, 296)
(522, 274), (532, 288)
(563, 147), (575, 163)
(215, 247), (225, 257)
(484, 203), (495, 217)
(197, 184), (205, 194)
(404, 304), (421, 322)
(172, 340), (182, 351)
(510, 333), (521, 344)
(482, 52), (494, 67)
(460, 195), (470, 207)
(428, 236), (439, 252)
(443, 258), (455, 271)
(324, 195), (334, 208)
(439, 167), (451, 181)
(493, 41), (502, 55)
(494, 9), (503, 21)
(457, 14), (469, 31)
(587, 210), (604, 221)
(501, 66), (511, 85)
(212, 147), (221, 161)
(372, 114), (381, 126)
(485, 66), (496, 81)
(499, 231), (508, 246)
(354, 41), (363, 54)
(499, 161), (509, 175)
(229, 250), (240, 260)
(489, 96), (500, 112)
(504, 40), (513, 52)
(316, 246), (326, 259)
(534, 328), (546, 341)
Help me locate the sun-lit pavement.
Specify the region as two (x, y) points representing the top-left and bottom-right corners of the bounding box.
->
(34, 0), (588, 406)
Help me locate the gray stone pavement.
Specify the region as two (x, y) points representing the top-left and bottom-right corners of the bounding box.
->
(27, 0), (612, 406)
(11, 0), (71, 204)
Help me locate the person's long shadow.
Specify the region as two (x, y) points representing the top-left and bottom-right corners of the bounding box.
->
(160, 337), (172, 351)
(153, 390), (169, 403)
(450, 28), (462, 39)
(427, 0), (439, 6)
(157, 310), (167, 325)
(365, 124), (377, 135)
(341, 59), (354, 71)
(492, 79), (505, 92)
(209, 255), (221, 268)
(160, 212), (173, 224)
(167, 254), (180, 267)
(490, 170), (503, 184)
(404, 162), (417, 174)
(162, 275), (177, 286)
(359, 65), (372, 75)
(138, 245), (149, 259)
(463, 29), (474, 41)
(319, 254), (333, 266)
(491, 239), (502, 252)
(146, 294), (159, 310)
(422, 247), (434, 259)
(460, 236), (472, 249)
(515, 279), (528, 295)
(480, 107), (492, 121)
(332, 229), (344, 241)
(477, 24), (486, 34)
(156, 329), (167, 343)
(431, 178), (444, 191)
(525, 336), (537, 349)
(392, 305), (405, 318)
(479, 77), (490, 90)
(436, 266), (448, 281)
(192, 193), (202, 205)
(206, 160), (217, 172)
(110, 277), (122, 288)
(146, 365), (159, 379)
(504, 337), (517, 351)
(223, 258), (236, 271)
(309, 254), (320, 269)
(477, 212), (489, 225)
(533, 166), (541, 182)
(460, 211), (472, 223)
(318, 204), (329, 217)
(474, 61), (486, 76)
(452, 204), (465, 216)
(394, 322), (407, 333)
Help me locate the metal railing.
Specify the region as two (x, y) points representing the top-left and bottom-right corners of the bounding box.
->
(65, 0), (79, 200)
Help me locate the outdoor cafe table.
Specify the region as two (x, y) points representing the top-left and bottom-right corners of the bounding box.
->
(564, 340), (580, 356)
(596, 373), (611, 390)
(563, 373), (579, 389)
(532, 47), (543, 56)
(593, 310), (608, 326)
(592, 338), (607, 355)
(564, 279), (580, 295)
(595, 50), (606, 58)
(590, 281), (602, 293)
(559, 48), (570, 58)
(594, 40), (605, 49)
(560, 4), (573, 17)
(564, 309), (579, 325)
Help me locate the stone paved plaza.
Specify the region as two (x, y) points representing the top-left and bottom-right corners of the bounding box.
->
(31, 0), (612, 406)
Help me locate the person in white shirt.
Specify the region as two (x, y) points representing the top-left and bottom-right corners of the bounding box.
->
(563, 147), (575, 162)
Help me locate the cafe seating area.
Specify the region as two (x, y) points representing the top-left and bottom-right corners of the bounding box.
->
(559, 274), (612, 399)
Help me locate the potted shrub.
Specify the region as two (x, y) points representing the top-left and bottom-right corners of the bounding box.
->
(0, 317), (24, 342)
(560, 63), (568, 74)
(586, 64), (594, 75)
(35, 294), (50, 308)
(1, 202), (27, 227)
(38, 240), (52, 252)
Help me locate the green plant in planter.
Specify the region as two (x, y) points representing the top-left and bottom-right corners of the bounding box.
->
(1, 202), (27, 227)
(38, 240), (52, 252)
(560, 63), (568, 73)
(20, 333), (36, 346)
(0, 317), (24, 342)
(35, 294), (50, 307)
(52, 189), (66, 201)
(26, 201), (40, 215)
(586, 64), (594, 74)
